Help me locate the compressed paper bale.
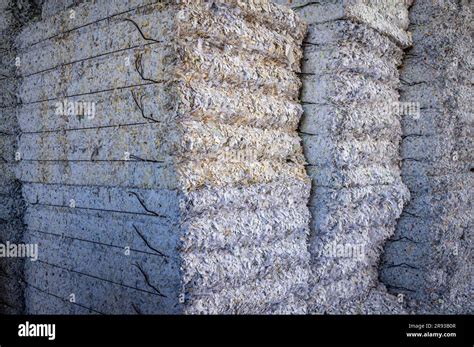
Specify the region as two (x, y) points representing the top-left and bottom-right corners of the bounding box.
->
(399, 83), (449, 110)
(176, 49), (301, 101)
(401, 134), (471, 161)
(361, 0), (411, 30)
(0, 164), (18, 187)
(359, 285), (407, 314)
(0, 195), (24, 219)
(16, 1), (181, 315)
(176, 3), (304, 72)
(311, 260), (377, 288)
(0, 135), (17, 164)
(273, 0), (345, 24)
(0, 107), (20, 134)
(0, 121), (16, 137)
(395, 213), (471, 243)
(407, 0), (461, 24)
(406, 177), (473, 200)
(304, 20), (403, 62)
(275, 0), (412, 314)
(381, 0), (473, 314)
(0, 182), (18, 196)
(343, 1), (412, 48)
(0, 220), (25, 244)
(186, 267), (309, 315)
(402, 190), (473, 218)
(400, 57), (445, 83)
(0, 0), (33, 314)
(383, 239), (434, 269)
(24, 287), (76, 315)
(17, 161), (177, 189)
(182, 234), (308, 291)
(14, 0), (311, 315)
(40, 0), (81, 17)
(220, 0), (307, 42)
(183, 179), (310, 215)
(23, 204), (182, 314)
(175, 121), (305, 163)
(380, 265), (427, 296)
(173, 80), (303, 131)
(403, 172), (473, 196)
(23, 260), (83, 312)
(176, 158), (307, 192)
(0, 278), (24, 313)
(0, 79), (17, 107)
(309, 271), (405, 314)
(172, 1), (310, 314)
(402, 159), (470, 178)
(402, 110), (470, 136)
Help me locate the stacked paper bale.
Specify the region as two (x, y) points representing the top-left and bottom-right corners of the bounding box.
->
(0, 0), (22, 315)
(275, 0), (412, 313)
(173, 0), (311, 314)
(0, 0), (42, 314)
(16, 0), (310, 314)
(16, 0), (184, 314)
(381, 0), (473, 314)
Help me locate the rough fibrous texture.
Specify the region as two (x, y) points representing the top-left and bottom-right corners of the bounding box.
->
(12, 0), (310, 314)
(275, 0), (412, 314)
(2, 0), (472, 315)
(0, 0), (42, 315)
(174, 0), (311, 314)
(15, 0), (182, 314)
(381, 0), (473, 314)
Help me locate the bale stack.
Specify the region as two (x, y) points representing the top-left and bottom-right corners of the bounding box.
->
(16, 0), (186, 314)
(275, 0), (412, 313)
(381, 0), (473, 314)
(15, 0), (310, 314)
(0, 0), (23, 315)
(174, 0), (311, 314)
(0, 0), (42, 315)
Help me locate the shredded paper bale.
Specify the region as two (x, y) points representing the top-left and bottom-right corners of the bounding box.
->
(381, 0), (473, 314)
(4, 0), (471, 315)
(12, 0), (310, 314)
(276, 0), (412, 314)
(174, 0), (311, 314)
(0, 0), (41, 314)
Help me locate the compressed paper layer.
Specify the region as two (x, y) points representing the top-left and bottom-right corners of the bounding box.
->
(0, 0), (42, 314)
(276, 0), (411, 314)
(4, 0), (470, 316)
(11, 0), (311, 314)
(15, 0), (183, 314)
(173, 0), (311, 314)
(381, 0), (473, 314)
